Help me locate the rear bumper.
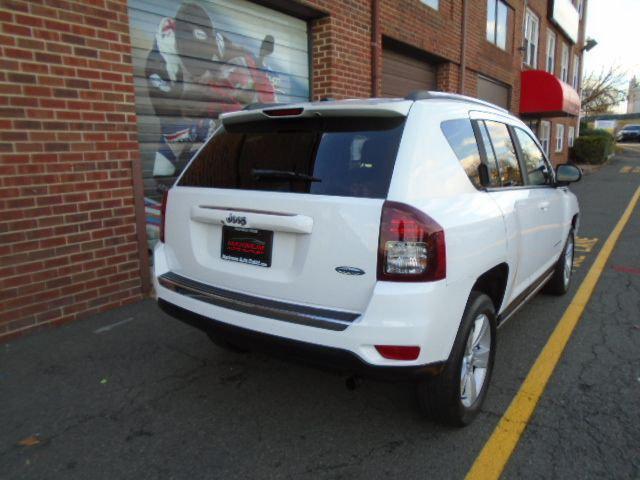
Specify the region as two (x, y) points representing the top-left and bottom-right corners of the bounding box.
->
(153, 242), (472, 367)
(158, 298), (444, 381)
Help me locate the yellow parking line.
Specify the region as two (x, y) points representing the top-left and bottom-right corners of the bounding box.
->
(466, 185), (640, 480)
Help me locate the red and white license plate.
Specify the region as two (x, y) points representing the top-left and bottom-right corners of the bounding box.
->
(221, 226), (273, 267)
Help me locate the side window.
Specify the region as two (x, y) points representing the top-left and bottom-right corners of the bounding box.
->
(484, 121), (523, 187)
(477, 121), (501, 187)
(514, 128), (551, 186)
(441, 119), (482, 189)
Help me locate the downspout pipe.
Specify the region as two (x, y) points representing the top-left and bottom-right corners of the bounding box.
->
(371, 0), (380, 97)
(459, 0), (468, 94)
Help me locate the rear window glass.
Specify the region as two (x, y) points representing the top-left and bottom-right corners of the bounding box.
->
(178, 117), (406, 199)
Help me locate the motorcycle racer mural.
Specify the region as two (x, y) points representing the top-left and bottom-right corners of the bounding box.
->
(128, 0), (310, 247)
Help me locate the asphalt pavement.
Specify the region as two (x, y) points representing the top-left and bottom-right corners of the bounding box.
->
(1, 146), (639, 480)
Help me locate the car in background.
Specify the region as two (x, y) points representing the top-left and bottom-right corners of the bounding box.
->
(615, 124), (640, 142)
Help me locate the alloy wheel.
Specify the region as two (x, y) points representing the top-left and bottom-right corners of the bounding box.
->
(563, 235), (574, 288)
(460, 313), (491, 408)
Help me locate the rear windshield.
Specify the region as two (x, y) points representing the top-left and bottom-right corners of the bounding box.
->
(178, 116), (406, 199)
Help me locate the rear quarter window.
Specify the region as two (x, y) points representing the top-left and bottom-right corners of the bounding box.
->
(441, 119), (482, 189)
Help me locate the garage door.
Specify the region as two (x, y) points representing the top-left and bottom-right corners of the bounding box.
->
(477, 75), (510, 109)
(382, 47), (437, 98)
(127, 0), (310, 245)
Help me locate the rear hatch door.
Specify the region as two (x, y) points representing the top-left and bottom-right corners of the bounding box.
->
(163, 102), (410, 313)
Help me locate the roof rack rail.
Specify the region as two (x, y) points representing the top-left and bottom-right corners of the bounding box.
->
(242, 102), (289, 111)
(405, 90), (509, 113)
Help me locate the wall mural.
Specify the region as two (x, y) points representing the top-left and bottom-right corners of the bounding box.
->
(128, 0), (310, 247)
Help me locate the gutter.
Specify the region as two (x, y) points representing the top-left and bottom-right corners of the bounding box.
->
(371, 0), (381, 97)
(459, 0), (468, 94)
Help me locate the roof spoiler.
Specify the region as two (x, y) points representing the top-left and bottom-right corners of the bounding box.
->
(406, 90), (509, 113)
(222, 101), (410, 127)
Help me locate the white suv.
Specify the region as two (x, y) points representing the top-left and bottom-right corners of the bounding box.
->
(154, 92), (581, 426)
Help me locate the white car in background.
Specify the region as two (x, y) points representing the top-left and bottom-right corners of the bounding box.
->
(154, 92), (581, 426)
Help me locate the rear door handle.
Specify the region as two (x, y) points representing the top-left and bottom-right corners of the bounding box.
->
(191, 206), (313, 234)
(538, 201), (550, 211)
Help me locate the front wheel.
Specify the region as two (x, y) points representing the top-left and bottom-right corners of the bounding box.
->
(417, 292), (496, 427)
(544, 229), (575, 295)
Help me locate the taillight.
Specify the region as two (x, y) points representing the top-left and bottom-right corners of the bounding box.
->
(377, 201), (445, 282)
(160, 190), (168, 243)
(375, 345), (421, 360)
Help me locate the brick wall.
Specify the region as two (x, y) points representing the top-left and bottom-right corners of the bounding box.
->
(0, 0), (146, 340)
(309, 0), (372, 100)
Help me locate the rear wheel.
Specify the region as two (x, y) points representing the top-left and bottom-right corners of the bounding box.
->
(417, 292), (496, 427)
(544, 229), (574, 295)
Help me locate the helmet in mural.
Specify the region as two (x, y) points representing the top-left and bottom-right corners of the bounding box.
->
(174, 2), (217, 77)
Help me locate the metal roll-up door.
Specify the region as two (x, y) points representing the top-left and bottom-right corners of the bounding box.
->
(127, 0), (310, 246)
(382, 47), (437, 98)
(477, 75), (510, 109)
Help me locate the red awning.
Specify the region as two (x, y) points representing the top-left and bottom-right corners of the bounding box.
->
(520, 70), (581, 117)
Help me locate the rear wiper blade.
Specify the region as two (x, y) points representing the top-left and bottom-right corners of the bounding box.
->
(251, 169), (321, 182)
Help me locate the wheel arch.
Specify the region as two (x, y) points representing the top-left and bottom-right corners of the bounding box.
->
(470, 263), (509, 314)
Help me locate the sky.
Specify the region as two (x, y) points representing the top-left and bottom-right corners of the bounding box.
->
(583, 0), (640, 111)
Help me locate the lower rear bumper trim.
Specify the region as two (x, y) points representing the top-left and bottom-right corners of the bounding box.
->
(158, 299), (444, 382)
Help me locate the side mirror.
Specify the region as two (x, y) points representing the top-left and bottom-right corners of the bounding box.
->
(555, 163), (582, 186)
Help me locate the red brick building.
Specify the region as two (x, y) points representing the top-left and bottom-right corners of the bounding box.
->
(0, 0), (587, 340)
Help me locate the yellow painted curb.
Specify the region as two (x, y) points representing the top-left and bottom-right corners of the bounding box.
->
(466, 185), (640, 480)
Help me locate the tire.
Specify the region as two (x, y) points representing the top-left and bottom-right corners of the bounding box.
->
(417, 292), (496, 427)
(206, 331), (250, 354)
(544, 229), (575, 295)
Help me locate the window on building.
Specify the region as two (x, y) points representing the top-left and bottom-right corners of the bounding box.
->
(523, 9), (539, 67)
(441, 119), (482, 189)
(556, 124), (565, 152)
(540, 121), (551, 156)
(487, 0), (509, 50)
(420, 0), (439, 9)
(514, 128), (552, 186)
(484, 121), (524, 186)
(572, 54), (580, 89)
(561, 43), (569, 83)
(546, 30), (556, 74)
(568, 126), (575, 147)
